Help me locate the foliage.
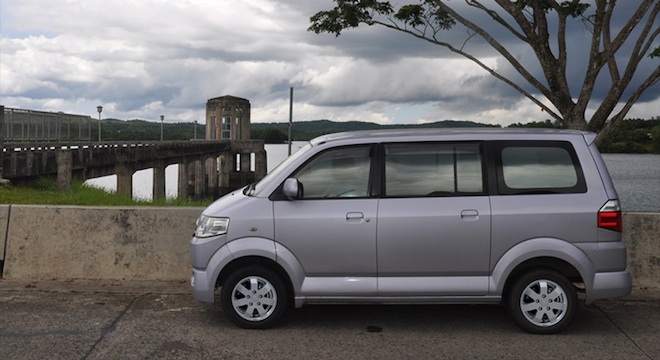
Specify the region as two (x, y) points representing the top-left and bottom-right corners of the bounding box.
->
(100, 119), (205, 141)
(0, 178), (211, 207)
(251, 127), (289, 143)
(597, 118), (660, 154)
(309, 1), (660, 145)
(651, 46), (660, 58)
(507, 117), (659, 153)
(508, 119), (565, 129)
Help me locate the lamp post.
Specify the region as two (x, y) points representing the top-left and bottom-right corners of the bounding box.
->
(96, 106), (103, 142)
(288, 87), (293, 156)
(160, 115), (164, 141)
(194, 120), (198, 140)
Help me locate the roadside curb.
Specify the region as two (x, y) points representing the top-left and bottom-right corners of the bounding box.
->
(0, 279), (191, 295)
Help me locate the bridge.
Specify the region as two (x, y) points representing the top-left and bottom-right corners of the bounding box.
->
(1, 106), (267, 199)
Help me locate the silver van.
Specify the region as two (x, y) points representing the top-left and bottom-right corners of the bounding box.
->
(190, 128), (631, 334)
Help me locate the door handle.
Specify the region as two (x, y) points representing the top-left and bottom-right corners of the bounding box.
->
(461, 209), (479, 221)
(346, 212), (366, 223)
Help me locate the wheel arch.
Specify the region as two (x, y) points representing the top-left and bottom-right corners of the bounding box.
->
(501, 257), (583, 301)
(490, 238), (594, 299)
(216, 256), (295, 306)
(200, 237), (295, 303)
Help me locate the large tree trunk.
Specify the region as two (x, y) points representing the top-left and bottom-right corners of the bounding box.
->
(595, 124), (615, 147)
(561, 111), (589, 131)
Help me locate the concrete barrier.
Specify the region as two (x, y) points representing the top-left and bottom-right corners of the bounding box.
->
(0, 205), (658, 289)
(1, 205), (203, 281)
(0, 205), (8, 262)
(623, 212), (660, 288)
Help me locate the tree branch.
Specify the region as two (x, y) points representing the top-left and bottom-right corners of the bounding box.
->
(594, 64), (660, 142)
(606, 0), (656, 56)
(464, 0), (527, 42)
(575, 0), (607, 117)
(587, 0), (659, 131)
(372, 19), (563, 121)
(602, 0), (620, 83)
(495, 0), (572, 109)
(430, 1), (557, 103)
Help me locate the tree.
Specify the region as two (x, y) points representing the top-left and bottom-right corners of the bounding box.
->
(309, 0), (659, 144)
(508, 119), (565, 128)
(252, 127), (289, 143)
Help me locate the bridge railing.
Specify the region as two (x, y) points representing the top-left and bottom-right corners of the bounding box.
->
(3, 107), (92, 142)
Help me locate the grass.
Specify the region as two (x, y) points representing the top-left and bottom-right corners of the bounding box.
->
(0, 178), (213, 207)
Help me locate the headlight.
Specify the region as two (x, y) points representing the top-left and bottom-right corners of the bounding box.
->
(195, 215), (229, 238)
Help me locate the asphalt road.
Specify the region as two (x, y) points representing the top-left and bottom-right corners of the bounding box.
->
(0, 280), (658, 360)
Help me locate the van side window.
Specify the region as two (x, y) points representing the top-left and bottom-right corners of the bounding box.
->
(293, 146), (372, 198)
(384, 143), (484, 197)
(497, 141), (586, 194)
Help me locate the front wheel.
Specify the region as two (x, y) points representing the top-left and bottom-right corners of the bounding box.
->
(220, 266), (288, 329)
(508, 270), (577, 334)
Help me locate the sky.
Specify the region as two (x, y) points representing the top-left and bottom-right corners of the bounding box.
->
(1, 0), (658, 127)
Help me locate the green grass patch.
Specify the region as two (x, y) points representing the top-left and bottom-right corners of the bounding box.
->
(0, 178), (212, 207)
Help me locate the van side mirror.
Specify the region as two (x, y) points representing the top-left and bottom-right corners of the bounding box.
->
(283, 178), (303, 199)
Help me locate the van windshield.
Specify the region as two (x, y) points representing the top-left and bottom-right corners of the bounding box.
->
(246, 142), (313, 196)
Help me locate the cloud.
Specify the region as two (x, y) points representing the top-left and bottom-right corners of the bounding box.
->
(1, 0), (657, 129)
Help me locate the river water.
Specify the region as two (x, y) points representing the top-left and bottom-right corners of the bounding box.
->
(600, 153), (659, 212)
(85, 144), (659, 212)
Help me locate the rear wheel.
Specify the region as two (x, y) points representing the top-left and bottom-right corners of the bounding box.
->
(508, 270), (577, 334)
(220, 266), (288, 329)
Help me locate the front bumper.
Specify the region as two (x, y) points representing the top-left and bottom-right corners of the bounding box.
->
(191, 268), (216, 303)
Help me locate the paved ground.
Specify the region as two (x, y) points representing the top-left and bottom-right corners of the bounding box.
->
(0, 280), (658, 360)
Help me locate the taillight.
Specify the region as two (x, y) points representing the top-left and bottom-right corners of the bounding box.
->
(598, 200), (622, 232)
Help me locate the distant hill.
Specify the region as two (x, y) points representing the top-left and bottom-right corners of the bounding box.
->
(252, 119), (498, 142)
(99, 118), (495, 142)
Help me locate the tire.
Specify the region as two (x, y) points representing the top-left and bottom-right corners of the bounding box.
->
(220, 266), (288, 329)
(508, 269), (577, 334)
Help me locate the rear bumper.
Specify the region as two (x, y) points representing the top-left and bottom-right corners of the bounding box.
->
(586, 270), (632, 303)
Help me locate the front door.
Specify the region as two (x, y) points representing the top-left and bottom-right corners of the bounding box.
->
(273, 145), (378, 296)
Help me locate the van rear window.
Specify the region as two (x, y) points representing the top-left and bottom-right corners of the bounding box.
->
(496, 141), (586, 194)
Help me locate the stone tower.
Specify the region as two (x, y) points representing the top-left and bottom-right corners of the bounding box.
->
(205, 95), (251, 140)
